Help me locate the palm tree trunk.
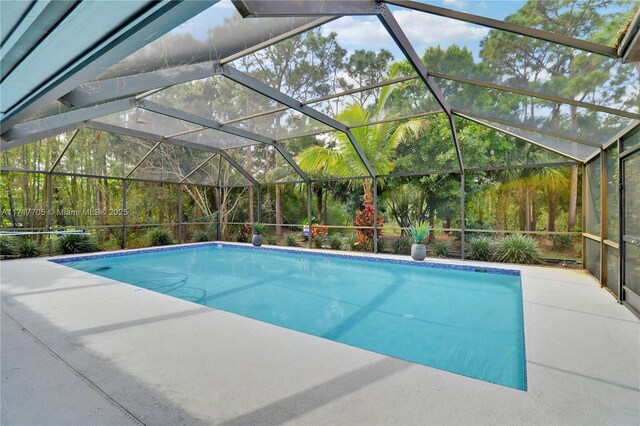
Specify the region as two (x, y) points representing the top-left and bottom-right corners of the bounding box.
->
(547, 191), (557, 232)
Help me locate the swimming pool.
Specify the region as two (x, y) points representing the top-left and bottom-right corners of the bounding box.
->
(53, 243), (527, 390)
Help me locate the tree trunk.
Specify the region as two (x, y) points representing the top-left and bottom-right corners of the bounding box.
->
(427, 203), (436, 244)
(547, 192), (557, 232)
(519, 186), (527, 231)
(315, 185), (323, 222)
(568, 165), (578, 230)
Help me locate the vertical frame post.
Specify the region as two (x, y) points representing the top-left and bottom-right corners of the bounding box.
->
(600, 150), (606, 287)
(256, 185), (261, 223)
(460, 173), (465, 260)
(177, 183), (182, 244)
(47, 173), (53, 256)
(373, 178), (378, 254)
(307, 182), (312, 249)
(122, 180), (127, 250)
(618, 139), (624, 303)
(216, 187), (221, 241)
(582, 163), (586, 269)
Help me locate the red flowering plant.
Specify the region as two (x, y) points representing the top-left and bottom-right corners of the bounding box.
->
(311, 225), (329, 238)
(237, 224), (253, 242)
(353, 192), (383, 250)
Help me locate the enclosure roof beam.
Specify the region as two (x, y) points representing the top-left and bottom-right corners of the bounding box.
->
(453, 109), (603, 148)
(125, 142), (162, 179)
(1, 98), (135, 147)
(85, 119), (260, 187)
(218, 151), (260, 187)
(232, 0), (378, 17)
(138, 100), (274, 144)
(60, 63), (214, 108)
(1, 1), (216, 129)
(384, 0), (617, 58)
(179, 154), (217, 184)
(58, 16), (335, 109)
(429, 72), (640, 120)
(618, 7), (640, 62)
(138, 100), (309, 183)
(376, 3), (463, 172)
(216, 64), (376, 179)
(454, 111), (584, 163)
(0, 122), (85, 153)
(49, 129), (80, 173)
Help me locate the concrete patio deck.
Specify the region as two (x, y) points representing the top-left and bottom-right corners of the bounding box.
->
(1, 243), (639, 425)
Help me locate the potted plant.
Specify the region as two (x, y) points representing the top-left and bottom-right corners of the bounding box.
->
(251, 223), (266, 246)
(408, 221), (430, 261)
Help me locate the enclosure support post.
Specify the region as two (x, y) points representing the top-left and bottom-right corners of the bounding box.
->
(582, 164), (586, 270)
(617, 139), (624, 303)
(177, 183), (182, 244)
(460, 173), (465, 260)
(373, 178), (378, 254)
(307, 182), (312, 249)
(599, 150), (606, 287)
(256, 186), (261, 223)
(47, 173), (53, 256)
(122, 180), (127, 250)
(216, 187), (221, 242)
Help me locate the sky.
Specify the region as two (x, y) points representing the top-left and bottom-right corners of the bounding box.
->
(175, 0), (527, 62)
(321, 1), (525, 61)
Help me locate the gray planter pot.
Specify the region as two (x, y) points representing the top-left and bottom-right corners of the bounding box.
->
(411, 243), (426, 261)
(252, 234), (263, 246)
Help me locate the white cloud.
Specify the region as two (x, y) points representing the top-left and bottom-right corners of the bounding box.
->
(443, 0), (466, 10)
(321, 12), (488, 55)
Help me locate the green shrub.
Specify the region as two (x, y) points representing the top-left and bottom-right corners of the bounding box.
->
(467, 236), (493, 261)
(285, 235), (297, 247)
(147, 228), (174, 246)
(312, 236), (324, 249)
(550, 234), (573, 251)
(494, 234), (541, 264)
(251, 223), (266, 235)
(0, 236), (18, 257)
(329, 235), (342, 250)
(192, 230), (210, 243)
(376, 237), (386, 253)
(430, 241), (451, 258)
(18, 239), (41, 258)
(454, 221), (492, 240)
(266, 235), (278, 245)
(342, 234), (357, 251)
(408, 221), (430, 244)
(56, 233), (99, 254)
(393, 237), (412, 255)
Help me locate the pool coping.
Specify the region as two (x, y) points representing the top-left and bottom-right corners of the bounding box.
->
(48, 241), (521, 277)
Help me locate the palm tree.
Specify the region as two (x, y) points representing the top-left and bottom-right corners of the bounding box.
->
(295, 81), (425, 201)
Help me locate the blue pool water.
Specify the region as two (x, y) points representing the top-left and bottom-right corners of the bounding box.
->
(54, 244), (526, 390)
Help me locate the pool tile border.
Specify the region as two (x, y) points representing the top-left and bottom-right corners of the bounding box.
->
(49, 242), (520, 276)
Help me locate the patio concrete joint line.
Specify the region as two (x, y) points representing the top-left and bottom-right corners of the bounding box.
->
(215, 63), (376, 179)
